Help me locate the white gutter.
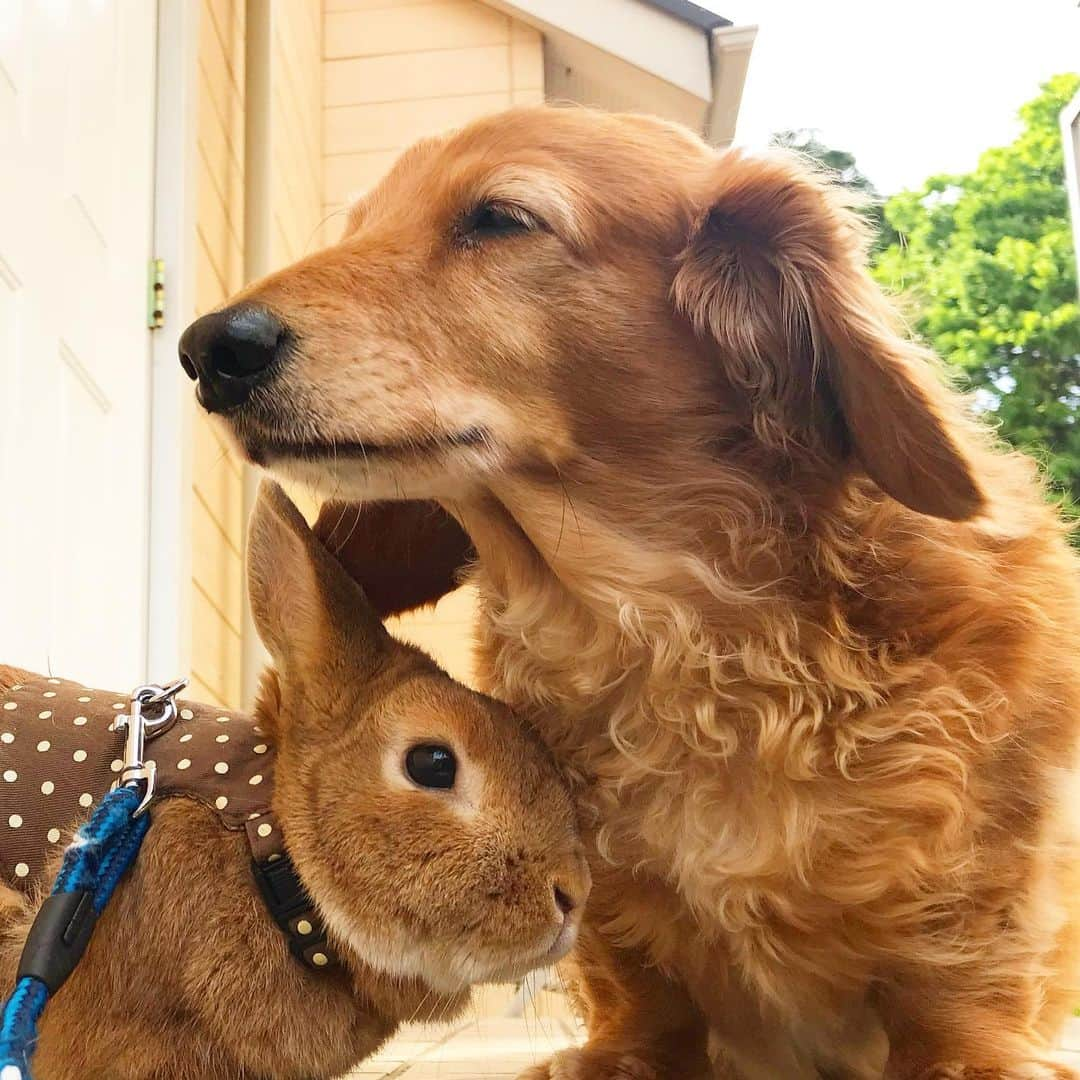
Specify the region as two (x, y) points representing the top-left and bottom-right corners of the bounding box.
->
(706, 24), (757, 147)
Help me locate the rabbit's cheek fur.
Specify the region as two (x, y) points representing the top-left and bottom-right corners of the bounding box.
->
(302, 841), (579, 993)
(275, 737), (585, 994)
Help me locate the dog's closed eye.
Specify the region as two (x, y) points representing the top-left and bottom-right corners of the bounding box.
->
(456, 201), (544, 248)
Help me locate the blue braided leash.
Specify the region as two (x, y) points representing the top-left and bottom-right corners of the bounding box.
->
(0, 786), (151, 1080)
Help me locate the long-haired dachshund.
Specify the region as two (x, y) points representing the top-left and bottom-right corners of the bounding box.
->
(180, 106), (1080, 1079)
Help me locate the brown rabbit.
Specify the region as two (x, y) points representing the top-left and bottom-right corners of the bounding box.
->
(0, 480), (589, 1079)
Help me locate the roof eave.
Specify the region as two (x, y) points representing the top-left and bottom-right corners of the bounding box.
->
(641, 0), (732, 32)
(489, 0), (754, 145)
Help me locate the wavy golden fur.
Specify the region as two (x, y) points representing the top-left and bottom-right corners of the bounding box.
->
(189, 106), (1080, 1078)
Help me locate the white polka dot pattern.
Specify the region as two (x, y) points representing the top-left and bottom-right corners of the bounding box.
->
(1, 672), (275, 889)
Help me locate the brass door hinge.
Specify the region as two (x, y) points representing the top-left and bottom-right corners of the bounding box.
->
(147, 258), (165, 329)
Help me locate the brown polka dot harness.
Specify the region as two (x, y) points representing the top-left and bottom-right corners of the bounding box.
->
(0, 673), (334, 971)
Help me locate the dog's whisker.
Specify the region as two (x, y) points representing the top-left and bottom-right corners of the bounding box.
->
(306, 207), (348, 254)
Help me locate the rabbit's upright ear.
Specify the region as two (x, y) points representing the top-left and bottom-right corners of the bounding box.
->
(246, 480), (391, 673)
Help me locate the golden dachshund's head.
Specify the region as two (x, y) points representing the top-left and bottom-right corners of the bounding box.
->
(180, 106), (983, 522)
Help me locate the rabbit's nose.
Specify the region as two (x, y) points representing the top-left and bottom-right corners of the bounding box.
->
(551, 857), (591, 920)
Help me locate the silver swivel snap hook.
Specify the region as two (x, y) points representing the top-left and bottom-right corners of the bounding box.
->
(114, 678), (188, 816)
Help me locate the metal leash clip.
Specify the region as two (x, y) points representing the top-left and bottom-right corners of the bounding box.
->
(114, 678), (188, 816)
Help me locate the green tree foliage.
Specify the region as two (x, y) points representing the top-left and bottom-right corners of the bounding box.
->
(872, 74), (1080, 505)
(771, 128), (879, 195)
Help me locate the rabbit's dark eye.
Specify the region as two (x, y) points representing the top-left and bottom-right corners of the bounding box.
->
(405, 744), (457, 790)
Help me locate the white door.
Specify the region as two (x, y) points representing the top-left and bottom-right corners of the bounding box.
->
(0, 1), (158, 691)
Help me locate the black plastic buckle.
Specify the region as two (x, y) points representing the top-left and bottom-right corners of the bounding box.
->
(16, 890), (98, 995)
(250, 856), (333, 971)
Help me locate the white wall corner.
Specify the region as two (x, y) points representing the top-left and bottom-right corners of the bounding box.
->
(146, 0), (201, 684)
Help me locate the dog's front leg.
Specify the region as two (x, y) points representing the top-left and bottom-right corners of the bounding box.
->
(519, 875), (713, 1080)
(880, 973), (1079, 1080)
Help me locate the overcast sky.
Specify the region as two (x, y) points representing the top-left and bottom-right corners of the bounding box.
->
(703, 0), (1080, 194)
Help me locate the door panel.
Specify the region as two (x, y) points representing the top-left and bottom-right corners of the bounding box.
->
(0, 1), (158, 690)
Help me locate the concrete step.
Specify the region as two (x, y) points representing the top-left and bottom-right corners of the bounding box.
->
(343, 1000), (1080, 1078)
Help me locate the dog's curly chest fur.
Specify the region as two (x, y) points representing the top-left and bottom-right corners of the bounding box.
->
(467, 512), (1069, 1024)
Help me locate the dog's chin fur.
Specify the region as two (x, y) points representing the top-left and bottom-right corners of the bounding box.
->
(266, 449), (492, 503)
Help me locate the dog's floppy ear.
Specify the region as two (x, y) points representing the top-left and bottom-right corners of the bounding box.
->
(247, 479), (391, 673)
(672, 152), (985, 521)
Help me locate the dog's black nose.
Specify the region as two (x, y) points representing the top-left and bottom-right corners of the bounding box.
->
(178, 304), (284, 413)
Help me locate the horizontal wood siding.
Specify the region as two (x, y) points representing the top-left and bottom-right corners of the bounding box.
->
(322, 1), (542, 216)
(191, 0), (247, 708)
(267, 1), (323, 267)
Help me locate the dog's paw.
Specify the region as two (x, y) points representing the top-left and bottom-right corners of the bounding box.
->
(918, 1063), (1078, 1080)
(516, 1047), (669, 1080)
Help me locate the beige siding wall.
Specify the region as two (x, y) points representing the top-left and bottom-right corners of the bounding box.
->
(264, 3), (324, 268)
(191, 0), (248, 708)
(321, 0), (543, 687)
(387, 588), (481, 686)
(321, 0), (543, 224)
